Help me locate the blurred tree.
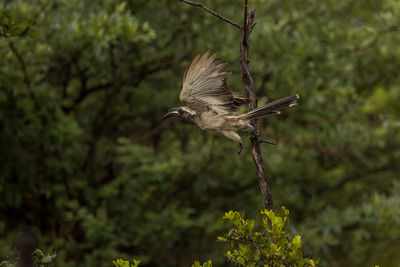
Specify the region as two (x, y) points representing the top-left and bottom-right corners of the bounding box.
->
(0, 7), (32, 38)
(0, 0), (399, 266)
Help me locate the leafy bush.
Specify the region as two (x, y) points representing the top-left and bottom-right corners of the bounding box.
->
(0, 8), (32, 37)
(117, 208), (317, 267)
(218, 208), (316, 267)
(0, 249), (56, 267)
(192, 260), (213, 267)
(113, 258), (140, 267)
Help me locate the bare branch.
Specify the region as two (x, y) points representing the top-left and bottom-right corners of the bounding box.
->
(178, 0), (241, 29)
(243, 0), (248, 28)
(62, 83), (113, 113)
(260, 139), (276, 145)
(250, 22), (257, 33)
(239, 2), (274, 211)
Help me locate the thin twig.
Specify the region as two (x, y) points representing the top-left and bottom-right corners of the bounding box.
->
(178, 0), (241, 29)
(260, 139), (276, 145)
(243, 0), (248, 28)
(292, 74), (315, 93)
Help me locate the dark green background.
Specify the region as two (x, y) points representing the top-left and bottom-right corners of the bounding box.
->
(1, 0), (399, 266)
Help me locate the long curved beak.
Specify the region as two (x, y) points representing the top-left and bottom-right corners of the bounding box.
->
(162, 108), (179, 120)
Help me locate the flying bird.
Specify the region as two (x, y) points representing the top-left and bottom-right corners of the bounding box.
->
(163, 51), (298, 152)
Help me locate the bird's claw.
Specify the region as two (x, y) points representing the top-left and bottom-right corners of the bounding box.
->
(238, 143), (243, 155)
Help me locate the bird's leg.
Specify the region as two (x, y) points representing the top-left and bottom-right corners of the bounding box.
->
(219, 130), (244, 154)
(238, 142), (243, 155)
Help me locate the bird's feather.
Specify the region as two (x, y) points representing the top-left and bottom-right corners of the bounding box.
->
(180, 51), (247, 115)
(244, 94), (299, 119)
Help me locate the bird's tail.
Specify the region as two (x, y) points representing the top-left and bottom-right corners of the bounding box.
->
(244, 94), (299, 119)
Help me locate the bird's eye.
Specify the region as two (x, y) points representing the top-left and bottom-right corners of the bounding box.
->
(178, 109), (184, 115)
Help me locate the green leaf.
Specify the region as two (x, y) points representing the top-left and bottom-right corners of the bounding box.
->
(132, 259), (140, 267)
(236, 256), (245, 265)
(233, 211), (241, 226)
(40, 255), (56, 264)
(292, 236), (302, 248)
(248, 219), (255, 232)
(112, 259), (131, 267)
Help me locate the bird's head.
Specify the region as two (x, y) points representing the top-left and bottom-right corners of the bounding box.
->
(162, 106), (196, 121)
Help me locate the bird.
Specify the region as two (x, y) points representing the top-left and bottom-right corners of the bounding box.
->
(162, 51), (299, 153)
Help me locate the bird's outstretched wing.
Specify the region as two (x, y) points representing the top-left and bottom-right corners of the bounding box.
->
(180, 51), (247, 115)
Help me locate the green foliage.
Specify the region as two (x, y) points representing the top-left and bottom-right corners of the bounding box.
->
(217, 208), (316, 267)
(192, 260), (212, 267)
(112, 259), (140, 267)
(32, 249), (57, 267)
(0, 8), (32, 37)
(0, 0), (399, 266)
(0, 249), (56, 267)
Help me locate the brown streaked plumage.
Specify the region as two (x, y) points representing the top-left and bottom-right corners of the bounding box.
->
(163, 51), (299, 150)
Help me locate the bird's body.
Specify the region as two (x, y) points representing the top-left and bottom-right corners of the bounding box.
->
(163, 51), (298, 146)
(178, 105), (253, 143)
